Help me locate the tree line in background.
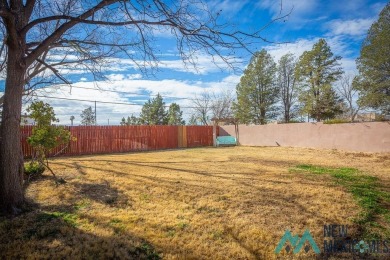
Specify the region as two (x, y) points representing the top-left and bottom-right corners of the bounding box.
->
(118, 90), (234, 127)
(189, 90), (234, 125)
(233, 39), (345, 124)
(120, 94), (185, 126)
(71, 93), (185, 126)
(193, 5), (389, 125)
(74, 90), (233, 126)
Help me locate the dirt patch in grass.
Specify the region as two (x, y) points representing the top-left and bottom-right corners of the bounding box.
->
(1, 147), (389, 259)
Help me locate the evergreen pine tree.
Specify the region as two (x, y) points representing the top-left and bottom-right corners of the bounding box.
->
(233, 49), (278, 124)
(295, 39), (344, 121)
(356, 3), (390, 114)
(167, 103), (185, 125)
(80, 107), (96, 126)
(139, 94), (167, 125)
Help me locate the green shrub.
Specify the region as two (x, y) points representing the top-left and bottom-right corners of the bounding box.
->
(24, 161), (45, 176)
(376, 114), (390, 122)
(277, 120), (304, 124)
(323, 118), (350, 124)
(287, 119), (304, 123)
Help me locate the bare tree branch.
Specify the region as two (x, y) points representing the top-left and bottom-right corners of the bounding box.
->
(191, 89), (234, 125)
(191, 91), (212, 125)
(336, 74), (361, 121)
(35, 58), (72, 85)
(26, 0), (119, 66)
(210, 90), (234, 120)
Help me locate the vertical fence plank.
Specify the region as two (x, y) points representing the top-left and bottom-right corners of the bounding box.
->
(20, 125), (216, 158)
(183, 126), (187, 148)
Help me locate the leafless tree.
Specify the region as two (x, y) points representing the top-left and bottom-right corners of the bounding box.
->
(191, 89), (234, 125)
(336, 74), (360, 121)
(277, 53), (298, 123)
(210, 90), (234, 120)
(191, 91), (211, 125)
(0, 0), (287, 214)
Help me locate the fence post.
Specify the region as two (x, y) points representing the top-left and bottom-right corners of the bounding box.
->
(213, 123), (217, 147)
(183, 126), (187, 148)
(178, 125), (183, 148)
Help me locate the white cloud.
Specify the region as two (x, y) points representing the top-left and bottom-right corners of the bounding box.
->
(325, 18), (374, 36)
(265, 37), (357, 74)
(106, 74), (125, 81)
(326, 36), (354, 56)
(265, 38), (318, 61)
(339, 58), (357, 75)
(49, 54), (79, 61)
(208, 0), (250, 17)
(104, 52), (239, 75)
(33, 53), (233, 81)
(158, 54), (239, 74)
(258, 0), (319, 24)
(106, 74), (143, 82)
(57, 68), (87, 75)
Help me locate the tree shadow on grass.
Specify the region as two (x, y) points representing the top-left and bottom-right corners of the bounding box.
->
(73, 182), (131, 208)
(70, 159), (330, 198)
(0, 207), (160, 259)
(65, 161), (345, 230)
(73, 162), (87, 175)
(51, 159), (351, 226)
(43, 157), (372, 258)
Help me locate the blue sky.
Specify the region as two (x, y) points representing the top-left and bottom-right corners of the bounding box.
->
(6, 0), (389, 124)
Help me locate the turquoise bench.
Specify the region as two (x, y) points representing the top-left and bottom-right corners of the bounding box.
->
(216, 136), (237, 146)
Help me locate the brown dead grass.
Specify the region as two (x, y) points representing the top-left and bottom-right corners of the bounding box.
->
(1, 146), (389, 259)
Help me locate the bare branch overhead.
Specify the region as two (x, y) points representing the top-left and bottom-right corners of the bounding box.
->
(0, 0), (286, 98)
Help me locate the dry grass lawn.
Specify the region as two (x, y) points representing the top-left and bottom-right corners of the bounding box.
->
(1, 146), (389, 259)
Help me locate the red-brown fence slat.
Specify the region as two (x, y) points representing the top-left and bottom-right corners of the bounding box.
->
(20, 125), (217, 158)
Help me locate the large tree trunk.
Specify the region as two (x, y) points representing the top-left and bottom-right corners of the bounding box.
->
(260, 109), (266, 125)
(284, 108), (289, 123)
(0, 48), (26, 214)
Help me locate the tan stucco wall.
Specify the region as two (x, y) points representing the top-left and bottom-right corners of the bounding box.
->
(220, 122), (390, 153)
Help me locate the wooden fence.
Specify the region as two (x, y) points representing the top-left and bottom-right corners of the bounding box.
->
(21, 125), (217, 158)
